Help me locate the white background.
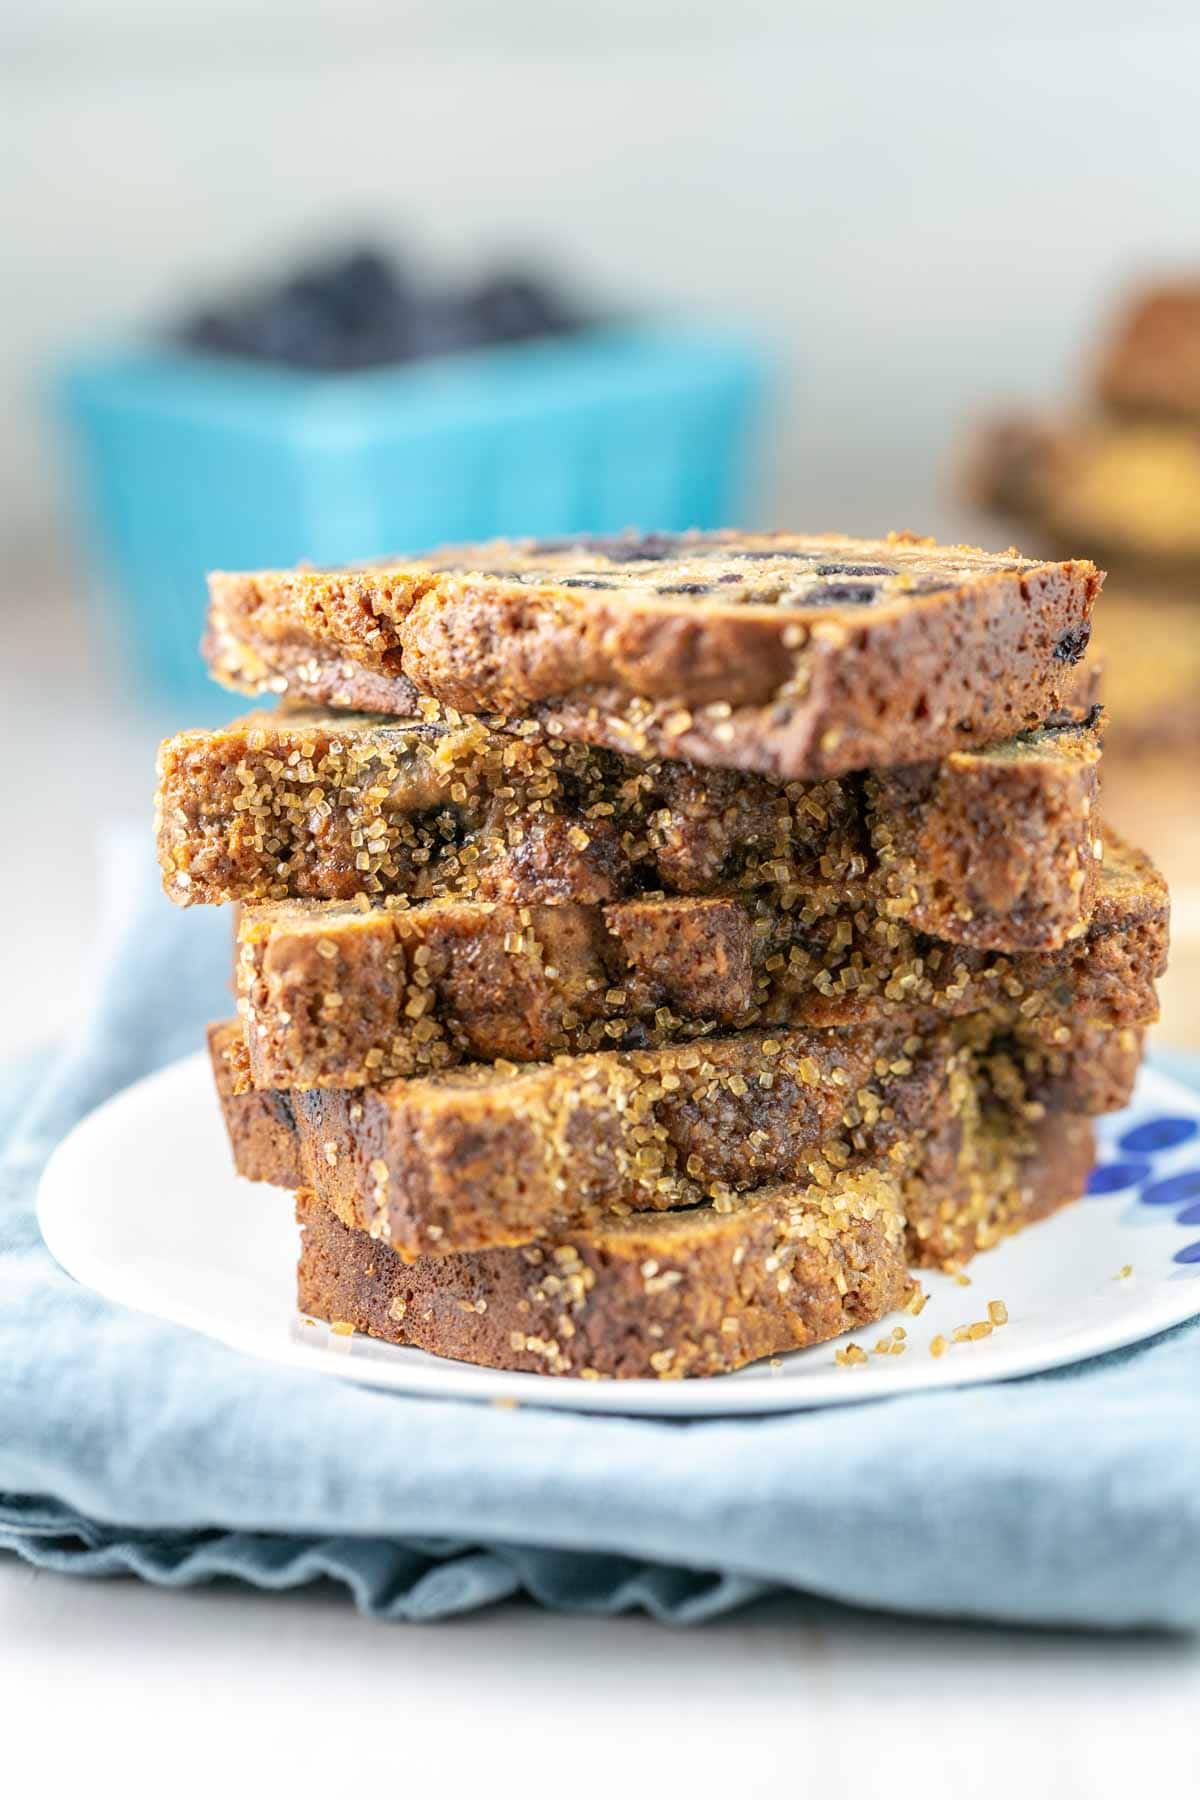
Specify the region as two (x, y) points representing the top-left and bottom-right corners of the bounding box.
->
(4, 3), (1200, 1782)
(5, 1), (1200, 546)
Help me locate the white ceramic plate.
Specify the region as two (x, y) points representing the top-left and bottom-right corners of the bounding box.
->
(37, 1051), (1200, 1417)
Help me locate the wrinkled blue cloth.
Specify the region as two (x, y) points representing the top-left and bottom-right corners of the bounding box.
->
(2, 829), (1199, 1629)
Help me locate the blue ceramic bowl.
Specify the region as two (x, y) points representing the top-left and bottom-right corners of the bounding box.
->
(55, 323), (767, 716)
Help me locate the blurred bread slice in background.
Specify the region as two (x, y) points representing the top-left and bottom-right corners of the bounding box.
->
(961, 276), (1200, 1048)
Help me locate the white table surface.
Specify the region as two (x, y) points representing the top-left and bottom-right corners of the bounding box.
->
(2, 1560), (1197, 1798)
(3, 556), (1199, 1793)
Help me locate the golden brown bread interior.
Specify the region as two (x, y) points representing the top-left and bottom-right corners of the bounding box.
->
(230, 823), (1161, 1090)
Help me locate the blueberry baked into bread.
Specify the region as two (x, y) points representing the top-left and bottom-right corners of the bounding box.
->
(156, 527), (1169, 1377)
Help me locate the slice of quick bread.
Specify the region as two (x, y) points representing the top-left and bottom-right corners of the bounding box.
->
(295, 1170), (915, 1379)
(211, 1017), (960, 1259)
(158, 703), (1105, 952)
(203, 530), (1101, 779)
(229, 827), (1161, 1089)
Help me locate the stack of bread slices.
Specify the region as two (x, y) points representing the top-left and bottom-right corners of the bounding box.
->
(155, 529), (1167, 1379)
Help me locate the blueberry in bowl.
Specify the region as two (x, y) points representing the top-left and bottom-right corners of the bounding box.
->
(174, 245), (590, 373)
(55, 240), (766, 708)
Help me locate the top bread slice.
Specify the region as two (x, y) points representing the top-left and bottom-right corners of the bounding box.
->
(204, 529), (1101, 779)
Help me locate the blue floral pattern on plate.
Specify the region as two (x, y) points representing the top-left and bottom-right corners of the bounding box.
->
(1092, 1096), (1200, 1273)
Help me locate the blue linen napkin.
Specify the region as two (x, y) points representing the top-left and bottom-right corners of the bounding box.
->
(2, 827), (1199, 1630)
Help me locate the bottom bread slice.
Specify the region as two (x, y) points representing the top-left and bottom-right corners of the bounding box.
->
(297, 1169), (915, 1379)
(295, 1102), (1094, 1377)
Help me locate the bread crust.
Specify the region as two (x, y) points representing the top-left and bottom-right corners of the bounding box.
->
(203, 530), (1102, 779)
(867, 712), (1102, 949)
